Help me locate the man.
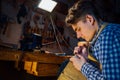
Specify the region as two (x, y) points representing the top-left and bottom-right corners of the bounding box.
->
(65, 0), (120, 80)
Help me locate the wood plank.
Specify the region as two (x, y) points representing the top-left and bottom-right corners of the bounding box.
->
(22, 52), (69, 64)
(23, 52), (69, 76)
(0, 48), (70, 76)
(0, 49), (69, 63)
(0, 49), (22, 61)
(37, 63), (59, 76)
(24, 61), (60, 76)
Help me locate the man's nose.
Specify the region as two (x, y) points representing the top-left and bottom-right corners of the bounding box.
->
(77, 32), (82, 38)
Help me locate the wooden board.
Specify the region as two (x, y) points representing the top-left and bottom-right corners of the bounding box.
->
(23, 52), (70, 76)
(24, 62), (60, 76)
(22, 52), (69, 64)
(0, 48), (69, 63)
(0, 49), (22, 61)
(0, 48), (70, 76)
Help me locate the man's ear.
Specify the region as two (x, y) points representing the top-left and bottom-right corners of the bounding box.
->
(86, 14), (95, 25)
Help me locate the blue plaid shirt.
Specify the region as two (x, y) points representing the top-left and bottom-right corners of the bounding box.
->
(81, 23), (120, 80)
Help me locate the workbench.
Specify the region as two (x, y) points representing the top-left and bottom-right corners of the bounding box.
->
(0, 48), (69, 76)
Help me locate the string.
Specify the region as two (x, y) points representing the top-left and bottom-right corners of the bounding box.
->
(50, 15), (64, 53)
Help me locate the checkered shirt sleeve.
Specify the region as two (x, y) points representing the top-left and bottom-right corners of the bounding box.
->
(81, 24), (120, 80)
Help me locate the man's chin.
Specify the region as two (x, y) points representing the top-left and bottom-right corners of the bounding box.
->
(86, 38), (91, 42)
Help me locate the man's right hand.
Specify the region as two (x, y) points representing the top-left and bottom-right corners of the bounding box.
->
(73, 41), (89, 61)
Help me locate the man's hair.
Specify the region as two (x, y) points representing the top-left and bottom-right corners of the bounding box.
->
(65, 0), (101, 26)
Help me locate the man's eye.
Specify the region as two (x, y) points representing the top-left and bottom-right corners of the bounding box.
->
(77, 28), (81, 31)
(74, 28), (77, 31)
(74, 27), (80, 31)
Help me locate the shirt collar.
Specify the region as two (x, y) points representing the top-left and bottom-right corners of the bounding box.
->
(90, 21), (105, 45)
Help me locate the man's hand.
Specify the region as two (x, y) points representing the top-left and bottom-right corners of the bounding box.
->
(74, 46), (88, 59)
(70, 41), (89, 71)
(70, 54), (87, 71)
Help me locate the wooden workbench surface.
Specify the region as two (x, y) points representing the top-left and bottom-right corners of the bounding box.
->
(0, 47), (71, 76)
(0, 48), (69, 64)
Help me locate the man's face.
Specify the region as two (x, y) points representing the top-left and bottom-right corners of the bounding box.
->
(72, 16), (97, 41)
